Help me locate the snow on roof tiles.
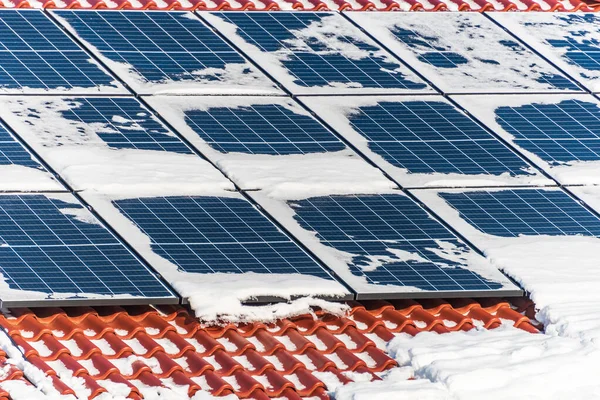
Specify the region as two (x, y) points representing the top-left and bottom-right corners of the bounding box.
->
(0, 299), (537, 399)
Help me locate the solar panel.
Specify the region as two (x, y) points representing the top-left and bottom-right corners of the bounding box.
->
(347, 13), (579, 94)
(0, 193), (175, 306)
(439, 189), (600, 237)
(111, 196), (341, 283)
(0, 10), (123, 94)
(454, 94), (600, 186)
(147, 96), (345, 155)
(251, 192), (519, 298)
(491, 13), (600, 93)
(201, 12), (432, 95)
(0, 121), (44, 168)
(53, 10), (279, 95)
(302, 96), (542, 188)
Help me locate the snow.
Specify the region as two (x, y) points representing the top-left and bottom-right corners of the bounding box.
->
(301, 95), (552, 189)
(453, 93), (600, 186)
(490, 13), (600, 93)
(0, 164), (62, 192)
(0, 96), (234, 198)
(346, 12), (579, 94)
(200, 12), (431, 95)
(144, 95), (397, 198)
(52, 12), (281, 96)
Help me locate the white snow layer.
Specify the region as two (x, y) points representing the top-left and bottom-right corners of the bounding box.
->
(491, 13), (600, 93)
(248, 190), (518, 296)
(0, 164), (62, 192)
(200, 12), (432, 95)
(144, 95), (397, 199)
(0, 96), (234, 198)
(301, 95), (552, 188)
(51, 12), (282, 96)
(453, 93), (600, 186)
(346, 12), (578, 94)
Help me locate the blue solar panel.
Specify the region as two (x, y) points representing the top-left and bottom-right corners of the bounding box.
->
(290, 194), (502, 291)
(316, 98), (533, 177)
(494, 99), (600, 164)
(0, 10), (120, 93)
(0, 194), (173, 299)
(0, 122), (43, 168)
(113, 196), (335, 278)
(440, 189), (600, 237)
(54, 11), (273, 93)
(58, 97), (192, 153)
(204, 12), (429, 93)
(181, 101), (345, 155)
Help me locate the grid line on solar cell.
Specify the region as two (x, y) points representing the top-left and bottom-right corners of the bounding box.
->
(290, 194), (501, 291)
(60, 97), (192, 153)
(182, 103), (345, 155)
(345, 100), (532, 176)
(0, 10), (118, 92)
(0, 195), (172, 298)
(55, 11), (254, 87)
(495, 99), (600, 164)
(113, 196), (333, 278)
(209, 12), (428, 91)
(440, 189), (600, 237)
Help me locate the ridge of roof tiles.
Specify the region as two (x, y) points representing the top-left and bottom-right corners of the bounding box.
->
(0, 0), (597, 11)
(0, 298), (539, 400)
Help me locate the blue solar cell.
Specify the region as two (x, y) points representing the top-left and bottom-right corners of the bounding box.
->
(290, 194), (502, 291)
(0, 10), (119, 92)
(54, 11), (264, 91)
(440, 189), (600, 237)
(59, 97), (192, 153)
(113, 196), (335, 278)
(0, 195), (172, 298)
(182, 102), (345, 155)
(207, 12), (428, 92)
(343, 100), (532, 176)
(494, 99), (600, 164)
(0, 122), (43, 168)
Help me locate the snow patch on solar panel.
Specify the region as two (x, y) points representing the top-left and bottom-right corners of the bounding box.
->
(491, 13), (600, 93)
(0, 96), (234, 198)
(201, 12), (432, 95)
(302, 95), (551, 188)
(348, 13), (580, 94)
(413, 187), (600, 342)
(455, 93), (600, 186)
(52, 11), (281, 96)
(145, 95), (396, 199)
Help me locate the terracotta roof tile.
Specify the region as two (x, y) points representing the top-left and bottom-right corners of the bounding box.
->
(0, 298), (540, 399)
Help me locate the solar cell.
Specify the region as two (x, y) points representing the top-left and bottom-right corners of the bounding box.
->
(0, 10), (123, 94)
(454, 94), (600, 185)
(439, 189), (600, 237)
(53, 10), (279, 95)
(302, 96), (543, 188)
(347, 13), (579, 93)
(111, 195), (340, 281)
(201, 12), (431, 95)
(491, 13), (600, 93)
(0, 193), (175, 306)
(0, 121), (44, 168)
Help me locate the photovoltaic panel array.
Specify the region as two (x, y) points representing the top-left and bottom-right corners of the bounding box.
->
(0, 10), (122, 94)
(288, 193), (506, 294)
(112, 196), (338, 280)
(439, 189), (600, 238)
(201, 12), (431, 95)
(0, 194), (175, 306)
(302, 96), (536, 186)
(53, 10), (278, 95)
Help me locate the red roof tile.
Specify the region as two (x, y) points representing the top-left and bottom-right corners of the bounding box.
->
(0, 298), (539, 399)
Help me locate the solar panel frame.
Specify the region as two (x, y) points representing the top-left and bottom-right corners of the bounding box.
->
(52, 10), (281, 95)
(0, 10), (125, 94)
(248, 191), (521, 299)
(301, 95), (549, 189)
(200, 11), (433, 95)
(0, 193), (177, 307)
